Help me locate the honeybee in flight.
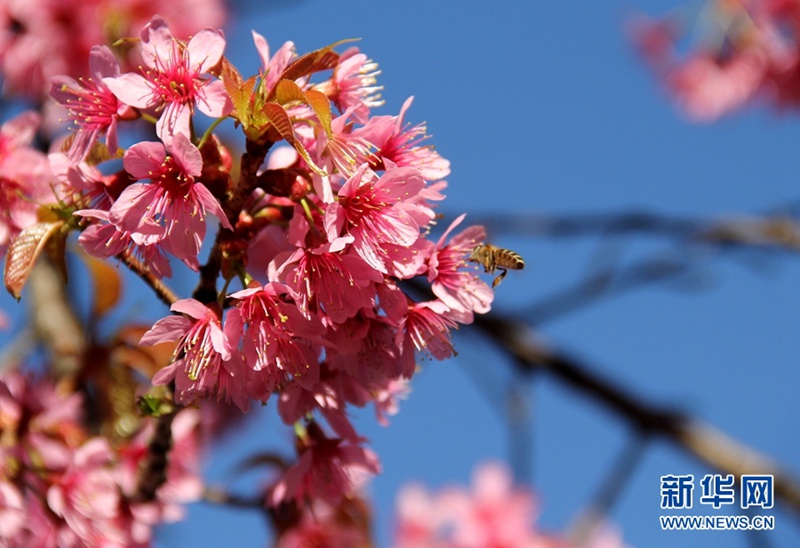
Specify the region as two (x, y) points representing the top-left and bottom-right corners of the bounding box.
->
(469, 243), (525, 288)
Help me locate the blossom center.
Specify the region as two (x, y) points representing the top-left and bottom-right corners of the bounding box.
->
(149, 54), (202, 106)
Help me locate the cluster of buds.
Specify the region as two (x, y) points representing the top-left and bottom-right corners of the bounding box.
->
(631, 0), (800, 120)
(2, 13), (498, 522)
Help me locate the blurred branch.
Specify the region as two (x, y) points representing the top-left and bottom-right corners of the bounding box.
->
(526, 253), (696, 324)
(472, 209), (699, 239)
(568, 438), (647, 545)
(204, 485), (265, 509)
(471, 208), (800, 246)
(484, 210), (800, 324)
(132, 409), (177, 503)
(471, 311), (800, 515)
(28, 258), (86, 377)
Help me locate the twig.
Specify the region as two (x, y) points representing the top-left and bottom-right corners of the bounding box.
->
(471, 311), (800, 514)
(118, 252), (179, 307)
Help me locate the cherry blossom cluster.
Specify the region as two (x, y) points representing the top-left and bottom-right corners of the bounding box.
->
(394, 462), (626, 548)
(0, 0), (225, 101)
(8, 14), (498, 515)
(0, 370), (202, 546)
(631, 0), (800, 120)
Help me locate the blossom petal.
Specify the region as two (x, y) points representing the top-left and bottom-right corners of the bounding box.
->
(103, 73), (154, 109)
(196, 80), (233, 118)
(123, 141), (167, 179)
(187, 29), (226, 73)
(141, 316), (192, 346)
(169, 133), (203, 177)
(88, 45), (120, 79)
(170, 298), (211, 320)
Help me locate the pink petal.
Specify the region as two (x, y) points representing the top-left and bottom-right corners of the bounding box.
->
(123, 141), (166, 179)
(252, 31), (270, 70)
(170, 298), (210, 320)
(108, 183), (159, 233)
(103, 73), (154, 109)
(450, 224), (486, 248)
(1, 111), (40, 147)
(168, 132), (203, 177)
(88, 45), (120, 79)
(209, 323), (231, 360)
(193, 183), (232, 230)
(140, 16), (175, 69)
(141, 316), (192, 346)
(187, 29), (226, 73)
(436, 213), (467, 247)
(156, 102), (192, 142)
(152, 362), (178, 386)
(196, 80), (232, 118)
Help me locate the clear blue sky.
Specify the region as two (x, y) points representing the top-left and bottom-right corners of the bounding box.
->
(5, 1), (799, 547)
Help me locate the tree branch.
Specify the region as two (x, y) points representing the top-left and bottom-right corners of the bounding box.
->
(119, 252), (179, 307)
(470, 311), (800, 514)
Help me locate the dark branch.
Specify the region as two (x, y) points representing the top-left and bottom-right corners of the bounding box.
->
(470, 311), (800, 514)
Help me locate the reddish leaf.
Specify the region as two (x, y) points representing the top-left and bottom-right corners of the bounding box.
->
(304, 89), (333, 139)
(263, 103), (325, 176)
(262, 102), (296, 146)
(4, 221), (65, 300)
(278, 41), (349, 83)
(273, 79), (307, 106)
(220, 58), (253, 122)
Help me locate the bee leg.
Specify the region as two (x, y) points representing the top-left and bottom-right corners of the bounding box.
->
(492, 268), (508, 288)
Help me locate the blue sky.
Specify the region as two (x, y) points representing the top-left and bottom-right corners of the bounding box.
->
(3, 1), (799, 546)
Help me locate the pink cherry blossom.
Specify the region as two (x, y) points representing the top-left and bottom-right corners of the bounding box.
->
(227, 282), (323, 399)
(274, 243), (383, 323)
(356, 96), (451, 180)
(324, 164), (429, 273)
(666, 52), (766, 122)
(0, 148), (54, 250)
(46, 438), (122, 545)
(428, 214), (494, 321)
(104, 16), (231, 141)
(252, 31), (296, 93)
(0, 111), (53, 249)
(276, 499), (370, 548)
(77, 209), (173, 279)
(318, 108), (373, 179)
(108, 132), (231, 269)
(326, 314), (410, 384)
(398, 300), (459, 362)
(50, 45), (132, 163)
(395, 462), (570, 548)
(314, 46), (383, 124)
(269, 423), (380, 507)
(0, 110), (40, 156)
(142, 299), (249, 412)
(0, 0), (227, 101)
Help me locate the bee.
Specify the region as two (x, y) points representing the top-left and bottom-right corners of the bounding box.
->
(469, 243), (525, 288)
